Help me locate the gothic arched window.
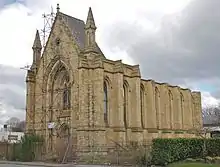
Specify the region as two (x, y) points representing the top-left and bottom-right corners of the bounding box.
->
(168, 90), (173, 128)
(63, 83), (70, 110)
(155, 87), (159, 129)
(123, 82), (128, 128)
(104, 81), (108, 124)
(180, 93), (184, 110)
(140, 84), (145, 129)
(180, 92), (184, 127)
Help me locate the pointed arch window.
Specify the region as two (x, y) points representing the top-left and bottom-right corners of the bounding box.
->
(180, 92), (184, 128)
(155, 87), (159, 129)
(191, 95), (196, 128)
(140, 85), (145, 129)
(63, 83), (71, 110)
(168, 90), (173, 129)
(104, 81), (108, 124)
(180, 93), (184, 110)
(123, 82), (128, 128)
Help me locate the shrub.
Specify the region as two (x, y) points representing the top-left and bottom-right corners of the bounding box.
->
(13, 134), (44, 162)
(206, 138), (220, 157)
(151, 138), (220, 166)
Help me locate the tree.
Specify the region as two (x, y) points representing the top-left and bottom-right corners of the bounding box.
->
(5, 117), (25, 132)
(203, 104), (220, 126)
(17, 120), (25, 132)
(193, 104), (220, 160)
(11, 121), (25, 132)
(6, 117), (20, 127)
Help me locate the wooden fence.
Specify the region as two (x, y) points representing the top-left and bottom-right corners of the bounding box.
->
(0, 141), (44, 161)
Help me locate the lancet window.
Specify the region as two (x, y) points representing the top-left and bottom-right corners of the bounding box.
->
(155, 87), (160, 128)
(168, 90), (173, 128)
(123, 82), (129, 128)
(140, 84), (145, 128)
(104, 81), (108, 124)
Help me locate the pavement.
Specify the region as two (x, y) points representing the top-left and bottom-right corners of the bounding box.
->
(0, 161), (115, 167)
(0, 165), (43, 167)
(0, 161), (69, 167)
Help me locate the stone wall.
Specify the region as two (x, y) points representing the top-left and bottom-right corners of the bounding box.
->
(25, 8), (203, 159)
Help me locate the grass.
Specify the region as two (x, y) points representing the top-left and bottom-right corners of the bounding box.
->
(168, 163), (219, 167)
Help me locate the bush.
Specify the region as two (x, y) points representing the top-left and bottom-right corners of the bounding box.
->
(151, 138), (220, 166)
(206, 138), (220, 156)
(13, 134), (44, 162)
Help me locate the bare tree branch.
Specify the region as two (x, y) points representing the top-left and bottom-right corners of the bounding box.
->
(5, 117), (25, 132)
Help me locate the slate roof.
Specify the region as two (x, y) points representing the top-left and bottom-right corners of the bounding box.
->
(60, 12), (103, 55)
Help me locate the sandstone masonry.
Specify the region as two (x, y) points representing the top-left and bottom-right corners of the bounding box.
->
(25, 6), (203, 159)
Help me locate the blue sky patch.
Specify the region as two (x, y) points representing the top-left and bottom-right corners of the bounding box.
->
(3, 0), (16, 5)
(0, 0), (25, 9)
(198, 83), (216, 92)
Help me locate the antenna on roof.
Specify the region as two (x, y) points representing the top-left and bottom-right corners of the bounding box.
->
(56, 3), (60, 13)
(40, 5), (56, 48)
(51, 6), (54, 15)
(20, 65), (31, 71)
(20, 5), (56, 73)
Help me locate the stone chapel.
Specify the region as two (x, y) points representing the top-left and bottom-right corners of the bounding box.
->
(25, 5), (203, 157)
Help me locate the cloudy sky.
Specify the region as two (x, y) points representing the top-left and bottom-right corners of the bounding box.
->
(0, 0), (219, 124)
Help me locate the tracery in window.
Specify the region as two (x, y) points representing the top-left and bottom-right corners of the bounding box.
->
(63, 82), (71, 110)
(49, 62), (72, 151)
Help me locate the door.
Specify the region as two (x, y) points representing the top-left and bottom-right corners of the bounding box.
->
(56, 123), (70, 162)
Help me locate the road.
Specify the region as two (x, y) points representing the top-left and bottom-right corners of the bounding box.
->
(0, 165), (42, 167)
(0, 164), (110, 167)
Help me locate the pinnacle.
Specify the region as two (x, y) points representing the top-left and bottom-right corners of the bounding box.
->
(33, 30), (42, 49)
(85, 7), (96, 30)
(56, 3), (60, 13)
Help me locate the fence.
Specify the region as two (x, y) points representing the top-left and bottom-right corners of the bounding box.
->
(0, 142), (9, 160)
(0, 141), (44, 161)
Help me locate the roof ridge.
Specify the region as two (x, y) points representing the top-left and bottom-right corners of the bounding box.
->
(60, 12), (85, 24)
(56, 10), (105, 57)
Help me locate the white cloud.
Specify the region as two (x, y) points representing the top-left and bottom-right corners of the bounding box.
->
(0, 100), (25, 125)
(202, 92), (219, 108)
(0, 0), (190, 67)
(0, 3), (40, 67)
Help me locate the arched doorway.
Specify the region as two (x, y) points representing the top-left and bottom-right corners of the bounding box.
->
(56, 123), (70, 162)
(47, 62), (72, 154)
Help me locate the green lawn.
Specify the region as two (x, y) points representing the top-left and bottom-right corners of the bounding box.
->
(168, 163), (219, 167)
